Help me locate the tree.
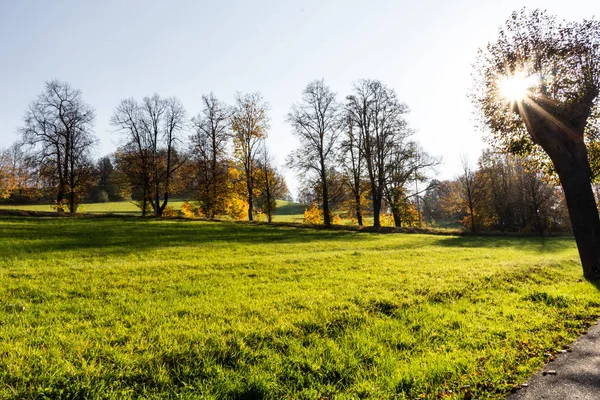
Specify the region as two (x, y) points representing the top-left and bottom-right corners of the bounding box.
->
(256, 144), (288, 223)
(89, 156), (123, 202)
(20, 80), (96, 213)
(111, 98), (152, 215)
(111, 95), (186, 217)
(0, 143), (37, 202)
(457, 156), (481, 232)
(287, 80), (342, 226)
(232, 92), (269, 221)
(191, 93), (233, 218)
(340, 115), (367, 226)
(473, 9), (600, 278)
(346, 79), (411, 227)
(384, 143), (439, 227)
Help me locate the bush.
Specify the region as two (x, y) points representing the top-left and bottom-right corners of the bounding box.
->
(303, 204), (323, 224)
(226, 197), (249, 221)
(95, 190), (109, 203)
(180, 201), (196, 218)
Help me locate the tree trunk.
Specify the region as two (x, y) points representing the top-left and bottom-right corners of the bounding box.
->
(551, 147), (600, 280)
(373, 195), (381, 227)
(392, 207), (401, 227)
(322, 172), (331, 227)
(354, 194), (363, 227)
(69, 189), (77, 214)
(56, 185), (65, 213)
(247, 185), (253, 221)
(529, 107), (600, 279)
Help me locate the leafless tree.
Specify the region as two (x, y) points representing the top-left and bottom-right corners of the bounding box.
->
(191, 93), (233, 218)
(472, 9), (600, 279)
(20, 80), (96, 213)
(384, 143), (440, 227)
(111, 94), (186, 216)
(232, 92), (269, 221)
(256, 144), (285, 223)
(339, 115), (367, 226)
(286, 80), (342, 226)
(111, 98), (152, 215)
(458, 156), (481, 232)
(346, 79), (411, 227)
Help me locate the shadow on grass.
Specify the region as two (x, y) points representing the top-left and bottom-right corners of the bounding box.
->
(0, 214), (577, 261)
(0, 215), (365, 259)
(275, 202), (307, 215)
(432, 235), (575, 253)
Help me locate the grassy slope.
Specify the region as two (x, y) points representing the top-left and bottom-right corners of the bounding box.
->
(0, 216), (598, 399)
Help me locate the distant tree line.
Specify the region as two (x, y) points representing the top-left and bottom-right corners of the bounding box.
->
(422, 151), (575, 233)
(0, 78), (590, 234)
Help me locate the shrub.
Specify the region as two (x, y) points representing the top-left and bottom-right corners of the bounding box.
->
(180, 201), (196, 218)
(303, 204), (323, 224)
(226, 197), (249, 221)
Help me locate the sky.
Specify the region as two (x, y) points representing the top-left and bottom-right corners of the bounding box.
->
(1, 0), (598, 198)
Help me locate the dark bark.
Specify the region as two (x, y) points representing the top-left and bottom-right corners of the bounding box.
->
(354, 193), (363, 226)
(392, 207), (401, 227)
(527, 102), (600, 280)
(546, 137), (600, 280)
(373, 195), (382, 227)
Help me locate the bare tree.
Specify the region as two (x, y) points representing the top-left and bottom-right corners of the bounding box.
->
(111, 94), (186, 217)
(286, 80), (341, 226)
(339, 115), (367, 226)
(191, 93), (232, 218)
(346, 79), (411, 227)
(20, 80), (96, 213)
(256, 144), (286, 223)
(111, 98), (152, 215)
(232, 92), (269, 221)
(458, 156), (481, 232)
(472, 9), (600, 279)
(384, 143), (440, 227)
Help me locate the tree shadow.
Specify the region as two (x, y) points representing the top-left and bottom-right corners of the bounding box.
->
(432, 235), (575, 254)
(0, 215), (365, 260)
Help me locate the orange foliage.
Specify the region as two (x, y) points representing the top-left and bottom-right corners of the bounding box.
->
(303, 204), (323, 224)
(226, 196), (249, 221)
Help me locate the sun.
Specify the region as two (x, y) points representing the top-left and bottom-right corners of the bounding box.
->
(497, 71), (539, 102)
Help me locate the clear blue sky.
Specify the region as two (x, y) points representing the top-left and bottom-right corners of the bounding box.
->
(1, 0), (597, 197)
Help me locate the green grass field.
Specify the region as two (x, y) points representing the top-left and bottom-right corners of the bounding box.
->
(0, 199), (307, 223)
(0, 216), (598, 399)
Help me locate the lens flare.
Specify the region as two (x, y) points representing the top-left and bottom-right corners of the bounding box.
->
(498, 71), (539, 102)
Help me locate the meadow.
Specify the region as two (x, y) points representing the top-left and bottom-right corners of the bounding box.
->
(0, 200), (306, 223)
(0, 215), (598, 399)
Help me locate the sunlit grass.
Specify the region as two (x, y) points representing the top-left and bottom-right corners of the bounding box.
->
(0, 216), (597, 399)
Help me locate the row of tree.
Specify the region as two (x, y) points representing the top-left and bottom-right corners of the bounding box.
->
(1, 81), (289, 220)
(0, 78), (441, 227)
(287, 79), (439, 228)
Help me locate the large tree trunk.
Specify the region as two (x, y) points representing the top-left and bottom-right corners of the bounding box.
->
(530, 106), (600, 279)
(551, 143), (600, 280)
